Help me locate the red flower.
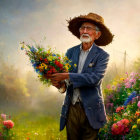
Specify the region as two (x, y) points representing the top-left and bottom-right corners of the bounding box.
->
(135, 111), (140, 117)
(116, 106), (124, 113)
(111, 119), (129, 135)
(59, 63), (63, 68)
(121, 119), (129, 127)
(40, 58), (43, 61)
(47, 71), (52, 75)
(3, 120), (14, 129)
(44, 58), (48, 64)
(54, 60), (59, 65)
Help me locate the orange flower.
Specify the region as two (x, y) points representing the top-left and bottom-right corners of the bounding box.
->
(114, 118), (117, 121)
(135, 111), (140, 117)
(130, 119), (133, 122)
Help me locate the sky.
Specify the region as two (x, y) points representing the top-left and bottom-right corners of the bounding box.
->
(0, 0), (140, 73)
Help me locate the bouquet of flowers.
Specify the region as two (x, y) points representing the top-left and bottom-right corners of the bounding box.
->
(20, 42), (74, 86)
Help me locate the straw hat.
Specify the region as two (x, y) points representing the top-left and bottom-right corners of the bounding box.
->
(67, 13), (114, 46)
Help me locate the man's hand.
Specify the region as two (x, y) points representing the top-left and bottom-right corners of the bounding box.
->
(51, 81), (61, 89)
(46, 73), (69, 91)
(50, 73), (69, 83)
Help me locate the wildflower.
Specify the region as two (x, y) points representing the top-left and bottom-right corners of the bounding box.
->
(116, 106), (124, 113)
(123, 113), (128, 117)
(1, 114), (6, 120)
(114, 118), (117, 121)
(112, 85), (116, 90)
(125, 82), (131, 88)
(106, 84), (111, 89)
(124, 78), (129, 83)
(64, 56), (69, 61)
(125, 72), (128, 75)
(137, 119), (140, 125)
(132, 124), (137, 130)
(111, 119), (129, 135)
(30, 46), (37, 53)
(137, 101), (140, 109)
(21, 46), (24, 50)
(47, 56), (53, 61)
(120, 78), (124, 81)
(121, 119), (129, 127)
(106, 103), (114, 108)
(3, 120), (14, 129)
(124, 91), (136, 106)
(130, 72), (135, 78)
(74, 64), (77, 67)
(129, 78), (136, 84)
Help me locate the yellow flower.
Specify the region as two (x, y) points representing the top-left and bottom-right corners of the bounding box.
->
(120, 78), (124, 81)
(47, 48), (51, 54)
(64, 56), (69, 61)
(137, 119), (140, 125)
(65, 65), (69, 71)
(41, 63), (47, 69)
(38, 64), (44, 71)
(112, 81), (117, 86)
(47, 56), (53, 61)
(74, 64), (77, 67)
(132, 124), (137, 129)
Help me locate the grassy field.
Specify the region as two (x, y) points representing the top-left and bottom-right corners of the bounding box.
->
(1, 111), (67, 140)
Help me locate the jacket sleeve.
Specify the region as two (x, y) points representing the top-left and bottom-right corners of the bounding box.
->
(69, 52), (109, 88)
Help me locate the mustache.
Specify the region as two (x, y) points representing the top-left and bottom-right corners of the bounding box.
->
(81, 34), (90, 38)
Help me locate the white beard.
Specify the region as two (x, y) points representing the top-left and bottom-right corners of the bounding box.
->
(80, 34), (92, 43)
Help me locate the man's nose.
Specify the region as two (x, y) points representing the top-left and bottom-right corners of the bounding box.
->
(83, 27), (88, 33)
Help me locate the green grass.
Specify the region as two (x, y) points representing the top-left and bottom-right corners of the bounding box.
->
(2, 111), (67, 140)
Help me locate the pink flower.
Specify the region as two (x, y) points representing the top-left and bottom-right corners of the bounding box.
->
(125, 82), (131, 88)
(124, 78), (129, 83)
(107, 84), (111, 89)
(138, 101), (140, 109)
(125, 72), (128, 77)
(1, 114), (6, 121)
(130, 72), (135, 78)
(3, 120), (14, 129)
(129, 78), (136, 84)
(106, 103), (114, 109)
(112, 85), (116, 90)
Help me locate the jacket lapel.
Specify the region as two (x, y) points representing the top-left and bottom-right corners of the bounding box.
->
(72, 45), (81, 73)
(81, 43), (98, 73)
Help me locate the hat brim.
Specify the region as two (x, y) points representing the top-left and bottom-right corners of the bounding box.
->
(68, 17), (114, 46)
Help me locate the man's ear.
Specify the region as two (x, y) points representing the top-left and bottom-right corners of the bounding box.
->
(95, 31), (101, 39)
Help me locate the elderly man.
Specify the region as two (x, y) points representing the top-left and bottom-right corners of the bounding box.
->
(50, 13), (113, 140)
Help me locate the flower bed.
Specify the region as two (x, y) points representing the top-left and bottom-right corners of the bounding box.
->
(99, 72), (140, 139)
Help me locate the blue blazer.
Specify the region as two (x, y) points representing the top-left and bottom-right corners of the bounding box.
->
(60, 43), (109, 131)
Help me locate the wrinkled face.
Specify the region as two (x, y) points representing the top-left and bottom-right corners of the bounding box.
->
(79, 22), (101, 43)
